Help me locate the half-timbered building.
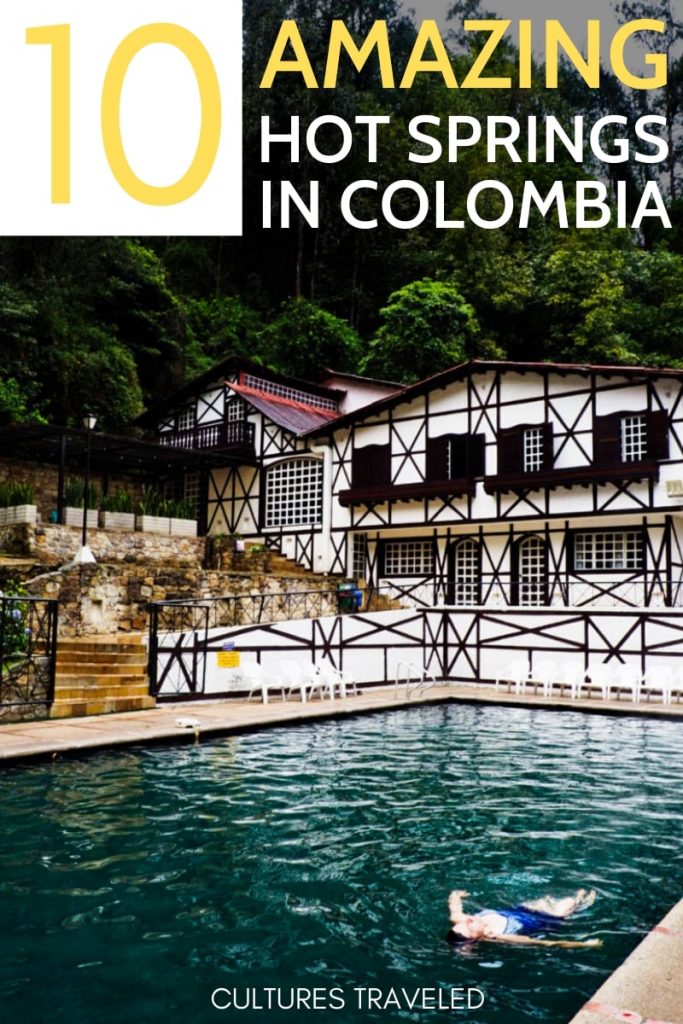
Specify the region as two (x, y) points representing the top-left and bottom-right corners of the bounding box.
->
(141, 358), (683, 617)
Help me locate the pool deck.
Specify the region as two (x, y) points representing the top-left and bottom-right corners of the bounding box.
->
(569, 897), (683, 1024)
(2, 682), (683, 766)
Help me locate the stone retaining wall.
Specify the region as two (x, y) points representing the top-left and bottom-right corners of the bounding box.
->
(0, 522), (206, 566)
(27, 564), (335, 636)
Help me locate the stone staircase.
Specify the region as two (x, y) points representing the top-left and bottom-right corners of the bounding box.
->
(51, 635), (156, 719)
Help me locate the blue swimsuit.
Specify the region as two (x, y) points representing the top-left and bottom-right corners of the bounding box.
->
(480, 906), (564, 935)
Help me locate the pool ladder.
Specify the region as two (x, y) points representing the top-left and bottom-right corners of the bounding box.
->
(394, 661), (438, 699)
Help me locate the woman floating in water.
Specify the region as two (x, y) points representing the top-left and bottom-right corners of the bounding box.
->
(447, 888), (602, 948)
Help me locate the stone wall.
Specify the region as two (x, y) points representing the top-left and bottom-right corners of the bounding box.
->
(0, 522), (206, 566)
(27, 564), (338, 636)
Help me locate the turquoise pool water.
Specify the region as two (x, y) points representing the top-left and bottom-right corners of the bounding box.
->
(1, 704), (682, 1024)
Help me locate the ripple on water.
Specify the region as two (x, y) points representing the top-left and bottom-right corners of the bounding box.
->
(0, 704), (682, 1024)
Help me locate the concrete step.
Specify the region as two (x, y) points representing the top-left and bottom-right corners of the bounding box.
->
(55, 660), (147, 676)
(54, 683), (150, 700)
(54, 672), (148, 687)
(55, 644), (145, 657)
(56, 651), (147, 667)
(50, 695), (156, 719)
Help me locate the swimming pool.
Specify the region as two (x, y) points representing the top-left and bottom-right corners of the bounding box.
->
(1, 704), (682, 1024)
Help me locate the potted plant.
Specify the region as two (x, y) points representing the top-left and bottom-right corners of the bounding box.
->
(135, 486), (171, 535)
(100, 488), (135, 531)
(63, 479), (100, 529)
(0, 482), (38, 526)
(169, 498), (198, 537)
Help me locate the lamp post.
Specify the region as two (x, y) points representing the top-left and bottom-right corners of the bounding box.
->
(74, 412), (97, 565)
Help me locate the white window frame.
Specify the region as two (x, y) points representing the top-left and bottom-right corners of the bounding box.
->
(621, 414), (647, 463)
(383, 540), (434, 577)
(453, 539), (480, 606)
(184, 473), (201, 519)
(352, 534), (367, 580)
(573, 531), (643, 572)
(177, 405), (195, 432)
(523, 427), (544, 472)
(226, 397), (245, 423)
(518, 535), (545, 606)
(263, 458), (323, 529)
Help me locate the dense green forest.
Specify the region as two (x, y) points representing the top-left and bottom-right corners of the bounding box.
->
(0, 0), (682, 432)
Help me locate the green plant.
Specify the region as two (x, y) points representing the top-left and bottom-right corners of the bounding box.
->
(101, 488), (134, 513)
(0, 481), (34, 507)
(137, 486), (165, 516)
(166, 498), (196, 520)
(1, 583), (29, 658)
(64, 478), (100, 508)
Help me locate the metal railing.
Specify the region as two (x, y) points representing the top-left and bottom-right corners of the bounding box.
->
(0, 597), (58, 714)
(147, 576), (683, 699)
(159, 421), (255, 452)
(148, 588), (343, 696)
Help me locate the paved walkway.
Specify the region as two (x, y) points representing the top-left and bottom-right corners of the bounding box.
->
(569, 898), (683, 1024)
(1, 683), (683, 765)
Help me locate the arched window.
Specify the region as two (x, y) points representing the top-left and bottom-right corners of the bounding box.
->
(517, 535), (546, 606)
(264, 458), (323, 528)
(452, 539), (480, 605)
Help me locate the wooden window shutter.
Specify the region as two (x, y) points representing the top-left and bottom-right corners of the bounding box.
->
(468, 434), (486, 477)
(647, 410), (670, 460)
(425, 436), (450, 481)
(542, 422), (554, 471)
(593, 412), (622, 468)
(497, 427), (524, 474)
(448, 435), (469, 478)
(353, 444), (390, 487)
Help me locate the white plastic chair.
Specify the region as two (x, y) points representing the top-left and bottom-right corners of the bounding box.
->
(494, 658), (530, 695)
(244, 662), (287, 704)
(316, 657), (358, 699)
(558, 662), (588, 699)
(529, 659), (557, 698)
(584, 662), (614, 701)
(610, 663), (643, 702)
(640, 666), (674, 704)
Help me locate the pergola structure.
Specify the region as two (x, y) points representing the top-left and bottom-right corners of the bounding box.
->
(0, 424), (247, 532)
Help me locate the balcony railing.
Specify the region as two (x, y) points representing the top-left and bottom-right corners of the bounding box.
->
(159, 421), (255, 453)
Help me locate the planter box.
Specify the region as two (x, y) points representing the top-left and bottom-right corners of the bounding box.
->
(100, 511), (135, 531)
(0, 508), (6, 527)
(11, 504), (37, 525)
(170, 518), (197, 537)
(64, 507), (99, 529)
(136, 514), (171, 535)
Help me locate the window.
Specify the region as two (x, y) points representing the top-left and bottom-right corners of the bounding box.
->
(226, 397), (245, 422)
(352, 534), (367, 579)
(184, 473), (201, 519)
(496, 423), (552, 476)
(352, 445), (391, 488)
(573, 531), (643, 571)
(383, 540), (434, 577)
(517, 536), (546, 606)
(523, 428), (544, 472)
(621, 414), (647, 462)
(264, 458), (323, 528)
(177, 406), (195, 431)
(426, 434), (486, 481)
(453, 539), (480, 605)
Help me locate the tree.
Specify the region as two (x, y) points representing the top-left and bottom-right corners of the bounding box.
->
(259, 297), (362, 377)
(360, 279), (481, 382)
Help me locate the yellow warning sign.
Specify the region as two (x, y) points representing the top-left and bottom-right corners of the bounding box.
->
(217, 651), (240, 669)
